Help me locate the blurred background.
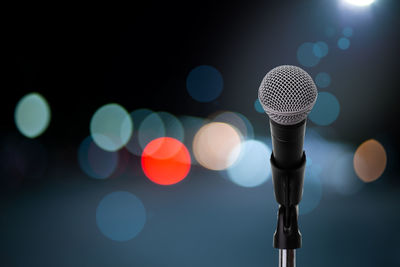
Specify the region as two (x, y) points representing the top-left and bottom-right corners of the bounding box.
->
(2, 0), (400, 266)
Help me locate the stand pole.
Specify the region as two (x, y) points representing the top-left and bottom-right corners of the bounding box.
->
(279, 249), (296, 267)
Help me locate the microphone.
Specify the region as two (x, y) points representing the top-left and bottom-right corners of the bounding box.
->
(258, 65), (318, 267)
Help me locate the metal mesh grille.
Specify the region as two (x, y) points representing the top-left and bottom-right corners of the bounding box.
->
(258, 65), (317, 125)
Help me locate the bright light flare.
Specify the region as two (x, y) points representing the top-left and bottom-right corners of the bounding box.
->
(344, 0), (375, 6)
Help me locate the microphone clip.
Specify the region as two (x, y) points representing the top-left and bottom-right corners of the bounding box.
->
(270, 152), (306, 249)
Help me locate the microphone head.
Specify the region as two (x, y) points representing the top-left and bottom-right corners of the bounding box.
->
(258, 65), (318, 125)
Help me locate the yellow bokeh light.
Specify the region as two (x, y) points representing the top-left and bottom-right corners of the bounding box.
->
(353, 139), (387, 183)
(193, 122), (242, 171)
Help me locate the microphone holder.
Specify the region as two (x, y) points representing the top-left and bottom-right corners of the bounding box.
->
(270, 152), (306, 266)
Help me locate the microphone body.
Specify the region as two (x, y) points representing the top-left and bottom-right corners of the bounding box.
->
(270, 119), (306, 169)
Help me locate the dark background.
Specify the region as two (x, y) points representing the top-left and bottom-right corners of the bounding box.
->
(2, 0), (400, 266)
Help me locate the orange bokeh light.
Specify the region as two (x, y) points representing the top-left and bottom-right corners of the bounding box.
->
(353, 139), (387, 183)
(141, 137), (191, 185)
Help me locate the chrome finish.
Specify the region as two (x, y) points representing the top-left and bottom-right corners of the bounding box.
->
(279, 249), (296, 267)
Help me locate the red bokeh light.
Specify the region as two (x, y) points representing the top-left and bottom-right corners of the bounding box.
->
(141, 137), (191, 185)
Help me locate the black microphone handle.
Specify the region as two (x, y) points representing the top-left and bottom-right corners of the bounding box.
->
(269, 119), (307, 250)
(270, 119), (306, 169)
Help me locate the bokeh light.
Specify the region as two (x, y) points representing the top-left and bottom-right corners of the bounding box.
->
(338, 37), (351, 50)
(297, 42), (320, 67)
(96, 191), (146, 242)
(315, 72), (331, 88)
(327, 152), (364, 195)
(300, 163), (322, 215)
(343, 27), (354, 37)
(254, 99), (264, 113)
(186, 65), (223, 102)
(125, 109), (153, 156)
(344, 0), (375, 7)
(78, 136), (118, 179)
(141, 137), (191, 185)
(157, 112), (184, 142)
(227, 140), (271, 188)
(303, 129), (363, 195)
(236, 113), (255, 140)
(193, 122), (242, 171)
(213, 111), (254, 140)
(354, 139), (387, 182)
(138, 112), (165, 152)
(180, 116), (209, 165)
(14, 92), (51, 138)
(313, 41), (329, 58)
(90, 103), (132, 152)
(309, 92), (340, 126)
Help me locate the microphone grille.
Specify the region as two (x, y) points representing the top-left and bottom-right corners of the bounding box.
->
(258, 65), (318, 125)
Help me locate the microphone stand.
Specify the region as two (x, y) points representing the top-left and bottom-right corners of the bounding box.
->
(270, 153), (306, 267)
(279, 249), (295, 267)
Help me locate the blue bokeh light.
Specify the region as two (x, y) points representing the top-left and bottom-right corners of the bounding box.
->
(138, 112), (165, 151)
(297, 42), (320, 67)
(213, 111), (254, 140)
(96, 191), (146, 242)
(338, 37), (351, 50)
(158, 112), (184, 142)
(300, 163), (322, 215)
(125, 109), (153, 156)
(235, 112), (255, 140)
(343, 27), (353, 37)
(315, 72), (331, 88)
(309, 92), (340, 126)
(186, 65), (223, 102)
(312, 41), (329, 58)
(227, 140), (271, 188)
(327, 152), (364, 195)
(78, 136), (118, 179)
(254, 99), (264, 113)
(180, 116), (208, 165)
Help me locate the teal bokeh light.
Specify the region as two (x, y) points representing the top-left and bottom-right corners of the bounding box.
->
(254, 99), (264, 113)
(186, 65), (223, 102)
(300, 164), (322, 215)
(14, 92), (51, 138)
(297, 42), (320, 67)
(138, 112), (165, 150)
(327, 152), (364, 195)
(338, 37), (351, 50)
(309, 92), (340, 126)
(343, 27), (353, 37)
(78, 136), (118, 179)
(315, 72), (331, 88)
(125, 109), (153, 156)
(96, 191), (146, 241)
(213, 111), (254, 140)
(312, 41), (329, 58)
(227, 140), (271, 188)
(158, 112), (184, 142)
(90, 103), (133, 152)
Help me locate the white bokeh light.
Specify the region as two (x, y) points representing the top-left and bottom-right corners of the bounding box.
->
(344, 0), (375, 6)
